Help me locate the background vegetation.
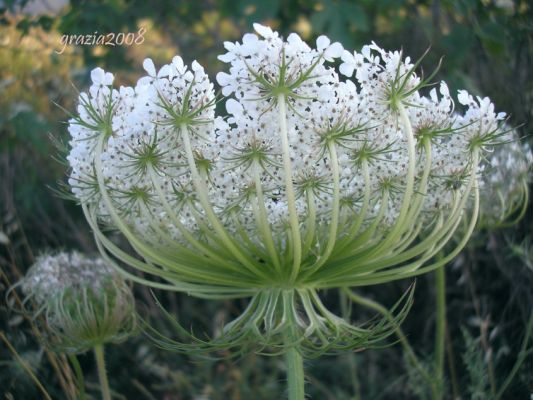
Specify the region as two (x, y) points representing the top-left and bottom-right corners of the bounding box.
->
(1, 0), (532, 398)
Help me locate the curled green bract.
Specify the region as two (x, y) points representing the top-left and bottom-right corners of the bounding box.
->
(46, 281), (136, 353)
(147, 285), (414, 358)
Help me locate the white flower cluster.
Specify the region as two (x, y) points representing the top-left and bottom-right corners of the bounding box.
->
(479, 129), (532, 225)
(66, 24), (523, 292)
(21, 251), (119, 304)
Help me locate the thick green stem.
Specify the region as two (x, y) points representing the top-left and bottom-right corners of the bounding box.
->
(94, 344), (111, 400)
(434, 262), (446, 399)
(285, 341), (305, 400)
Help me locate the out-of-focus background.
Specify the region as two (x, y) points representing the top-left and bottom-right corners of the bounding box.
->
(1, 1), (532, 399)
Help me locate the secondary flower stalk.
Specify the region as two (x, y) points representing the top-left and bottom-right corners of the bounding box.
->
(14, 251), (137, 399)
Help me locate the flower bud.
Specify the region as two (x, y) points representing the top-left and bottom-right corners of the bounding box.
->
(19, 251), (136, 353)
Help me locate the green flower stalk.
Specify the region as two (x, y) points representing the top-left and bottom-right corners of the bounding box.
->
(15, 251), (137, 399)
(64, 24), (525, 398)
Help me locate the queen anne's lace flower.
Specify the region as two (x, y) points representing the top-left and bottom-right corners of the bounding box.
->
(17, 252), (136, 353)
(65, 24), (529, 353)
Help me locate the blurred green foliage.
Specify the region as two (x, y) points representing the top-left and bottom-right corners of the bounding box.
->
(1, 0), (532, 399)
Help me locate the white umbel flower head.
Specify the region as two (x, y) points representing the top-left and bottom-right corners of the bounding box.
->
(65, 24), (527, 354)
